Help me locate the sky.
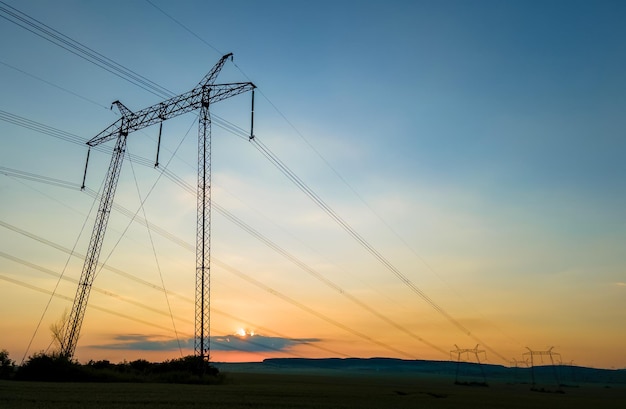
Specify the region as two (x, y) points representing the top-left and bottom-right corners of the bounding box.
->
(1, 0), (625, 369)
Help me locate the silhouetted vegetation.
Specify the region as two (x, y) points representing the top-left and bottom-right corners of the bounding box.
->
(0, 349), (16, 379)
(15, 352), (82, 381)
(10, 351), (221, 384)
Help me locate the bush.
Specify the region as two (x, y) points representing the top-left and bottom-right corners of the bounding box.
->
(16, 352), (83, 382)
(157, 355), (219, 377)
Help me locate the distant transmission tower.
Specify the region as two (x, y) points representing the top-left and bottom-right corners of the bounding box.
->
(523, 347), (562, 391)
(60, 53), (255, 365)
(450, 344), (488, 385)
(509, 357), (530, 368)
(509, 357), (530, 382)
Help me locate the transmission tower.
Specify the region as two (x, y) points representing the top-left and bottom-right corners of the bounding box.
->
(509, 357), (530, 382)
(60, 53), (255, 363)
(523, 346), (562, 390)
(450, 344), (488, 385)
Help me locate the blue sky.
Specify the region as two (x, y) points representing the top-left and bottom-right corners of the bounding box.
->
(1, 0), (625, 368)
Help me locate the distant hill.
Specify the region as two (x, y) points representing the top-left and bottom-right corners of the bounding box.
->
(215, 357), (626, 385)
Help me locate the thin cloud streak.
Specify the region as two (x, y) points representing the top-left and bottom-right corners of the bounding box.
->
(90, 334), (322, 352)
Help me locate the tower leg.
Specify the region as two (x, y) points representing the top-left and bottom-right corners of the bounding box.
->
(195, 103), (211, 366)
(61, 132), (128, 358)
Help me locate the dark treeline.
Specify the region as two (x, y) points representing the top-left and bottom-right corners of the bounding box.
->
(0, 349), (221, 384)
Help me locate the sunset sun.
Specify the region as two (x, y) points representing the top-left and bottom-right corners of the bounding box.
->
(236, 328), (255, 337)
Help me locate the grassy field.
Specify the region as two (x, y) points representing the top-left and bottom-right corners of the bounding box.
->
(1, 371), (625, 408)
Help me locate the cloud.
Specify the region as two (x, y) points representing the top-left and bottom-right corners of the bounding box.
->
(90, 333), (321, 352)
(211, 334), (321, 352)
(615, 282), (626, 287)
(89, 334), (193, 351)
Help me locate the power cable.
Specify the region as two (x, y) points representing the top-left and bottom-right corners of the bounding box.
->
(1, 180), (414, 359)
(0, 251), (193, 325)
(0, 166), (79, 190)
(213, 258), (414, 359)
(250, 138), (509, 362)
(144, 0), (223, 56)
(0, 109), (154, 169)
(12, 165), (103, 364)
(91, 116), (196, 284)
(2, 166), (358, 358)
(0, 218), (192, 303)
(1, 216), (403, 358)
(214, 200), (448, 356)
(0, 1), (171, 99)
(152, 166), (447, 356)
(3, 134), (445, 358)
(4, 271), (318, 359)
(0, 1), (174, 98)
(1, 248), (348, 358)
(0, 274), (186, 334)
(2, 239), (347, 357)
(0, 61), (109, 111)
(120, 169), (421, 358)
(0, 59), (110, 110)
(128, 147), (183, 357)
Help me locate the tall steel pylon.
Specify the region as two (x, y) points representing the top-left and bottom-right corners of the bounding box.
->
(60, 53), (255, 361)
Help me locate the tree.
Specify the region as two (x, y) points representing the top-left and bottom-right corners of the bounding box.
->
(0, 349), (16, 379)
(49, 309), (69, 353)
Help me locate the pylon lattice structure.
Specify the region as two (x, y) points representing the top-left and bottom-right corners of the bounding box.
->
(60, 53), (255, 363)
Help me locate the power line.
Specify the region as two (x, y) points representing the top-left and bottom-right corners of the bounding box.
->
(0, 1), (173, 99)
(3, 267), (347, 358)
(1, 104), (448, 357)
(1, 248), (347, 358)
(0, 251), (193, 325)
(250, 138), (509, 362)
(0, 165), (80, 190)
(213, 257), (414, 359)
(144, 0), (223, 56)
(0, 109), (154, 169)
(149, 166), (447, 356)
(0, 219), (191, 303)
(10, 165), (104, 364)
(0, 274), (182, 334)
(214, 200), (448, 356)
(0, 59), (110, 110)
(2, 271), (328, 358)
(0, 176), (416, 359)
(128, 148), (183, 356)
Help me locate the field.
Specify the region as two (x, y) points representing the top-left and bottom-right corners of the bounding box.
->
(2, 369), (625, 409)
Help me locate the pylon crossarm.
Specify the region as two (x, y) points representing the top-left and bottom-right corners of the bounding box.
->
(88, 82), (254, 146)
